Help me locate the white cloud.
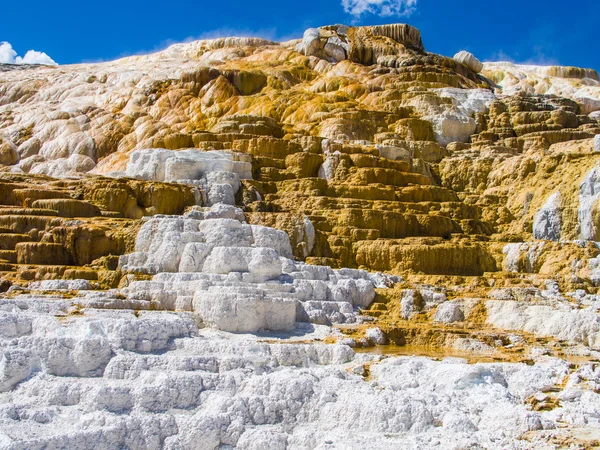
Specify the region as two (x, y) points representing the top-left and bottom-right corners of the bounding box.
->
(0, 42), (17, 64)
(0, 41), (57, 65)
(18, 50), (58, 65)
(342, 0), (418, 19)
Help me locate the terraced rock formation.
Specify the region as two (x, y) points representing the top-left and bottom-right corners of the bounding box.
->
(1, 23), (600, 448)
(0, 173), (197, 288)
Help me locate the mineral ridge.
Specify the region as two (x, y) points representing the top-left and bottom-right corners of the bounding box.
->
(1, 23), (600, 449)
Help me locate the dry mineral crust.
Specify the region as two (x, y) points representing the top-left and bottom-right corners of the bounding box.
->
(1, 23), (600, 449)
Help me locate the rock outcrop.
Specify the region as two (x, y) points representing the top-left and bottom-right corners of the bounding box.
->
(297, 23), (424, 65)
(2, 23), (600, 449)
(454, 50), (483, 73)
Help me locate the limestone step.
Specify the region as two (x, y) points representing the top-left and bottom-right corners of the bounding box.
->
(354, 167), (433, 187)
(100, 211), (124, 218)
(13, 264), (102, 281)
(354, 238), (498, 275)
(297, 300), (358, 325)
(0, 250), (17, 263)
(324, 210), (461, 239)
(15, 242), (73, 265)
(305, 257), (343, 268)
(0, 262), (15, 271)
(31, 199), (102, 218)
(0, 215), (62, 233)
(0, 233), (32, 250)
(0, 207), (59, 216)
(12, 188), (72, 203)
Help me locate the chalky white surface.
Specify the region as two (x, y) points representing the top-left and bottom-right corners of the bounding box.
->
(112, 148), (252, 205)
(453, 50), (483, 73)
(484, 285), (600, 349)
(3, 203), (600, 448)
(578, 166), (600, 240)
(119, 204), (378, 331)
(1, 299), (600, 449)
(427, 88), (495, 146)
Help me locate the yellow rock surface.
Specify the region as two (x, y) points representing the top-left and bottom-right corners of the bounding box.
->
(1, 23), (600, 352)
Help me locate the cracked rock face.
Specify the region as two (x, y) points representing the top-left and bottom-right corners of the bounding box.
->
(2, 22), (600, 448)
(533, 192), (562, 241)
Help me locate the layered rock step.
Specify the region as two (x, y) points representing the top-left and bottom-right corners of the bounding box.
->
(0, 173), (198, 287)
(1, 200), (393, 332)
(89, 135), (496, 275)
(244, 143), (494, 271)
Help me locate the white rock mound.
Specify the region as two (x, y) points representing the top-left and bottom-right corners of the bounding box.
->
(119, 204), (379, 332)
(486, 299), (600, 349)
(434, 302), (465, 323)
(123, 149), (252, 182)
(297, 27), (350, 63)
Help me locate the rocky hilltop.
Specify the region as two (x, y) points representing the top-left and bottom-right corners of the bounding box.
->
(1, 24), (600, 448)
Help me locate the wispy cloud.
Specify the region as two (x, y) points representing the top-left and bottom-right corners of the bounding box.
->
(341, 0), (417, 19)
(194, 27), (279, 42)
(484, 22), (565, 67)
(0, 41), (57, 65)
(521, 44), (560, 66)
(94, 27), (283, 63)
(485, 45), (560, 67)
(485, 50), (515, 64)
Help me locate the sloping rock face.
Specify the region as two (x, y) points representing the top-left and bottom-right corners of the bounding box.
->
(2, 23), (600, 448)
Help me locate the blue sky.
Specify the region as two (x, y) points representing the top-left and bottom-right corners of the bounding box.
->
(2, 0), (599, 70)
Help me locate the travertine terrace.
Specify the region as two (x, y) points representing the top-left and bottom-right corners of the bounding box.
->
(1, 23), (600, 448)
